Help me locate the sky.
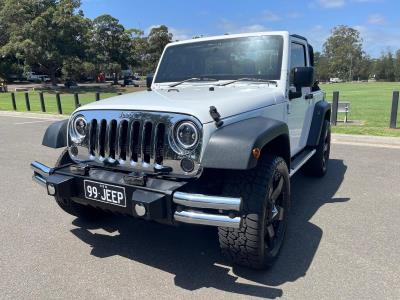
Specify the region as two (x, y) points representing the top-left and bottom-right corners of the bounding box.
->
(81, 0), (400, 57)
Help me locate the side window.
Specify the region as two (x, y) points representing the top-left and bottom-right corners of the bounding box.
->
(290, 42), (307, 69)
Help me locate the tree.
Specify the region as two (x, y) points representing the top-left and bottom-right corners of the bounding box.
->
(0, 55), (24, 81)
(323, 25), (364, 81)
(0, 0), (91, 85)
(357, 55), (373, 80)
(131, 37), (149, 74)
(147, 25), (172, 72)
(0, 0), (52, 80)
(90, 14), (132, 83)
(128, 29), (149, 74)
(384, 51), (396, 82)
(62, 58), (96, 81)
(375, 51), (396, 81)
(394, 50), (400, 82)
(314, 51), (330, 82)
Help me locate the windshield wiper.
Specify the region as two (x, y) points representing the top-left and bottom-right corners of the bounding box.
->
(218, 78), (278, 87)
(169, 77), (219, 87)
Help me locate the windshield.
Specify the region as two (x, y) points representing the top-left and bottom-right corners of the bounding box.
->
(154, 35), (284, 83)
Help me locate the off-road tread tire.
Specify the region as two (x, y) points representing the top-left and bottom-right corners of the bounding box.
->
(303, 120), (331, 177)
(218, 154), (290, 269)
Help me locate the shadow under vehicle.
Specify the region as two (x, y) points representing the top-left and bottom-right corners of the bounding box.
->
(70, 159), (348, 299)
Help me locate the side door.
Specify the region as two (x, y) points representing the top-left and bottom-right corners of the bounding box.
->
(287, 41), (312, 156)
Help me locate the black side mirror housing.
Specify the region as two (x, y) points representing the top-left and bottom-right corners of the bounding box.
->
(289, 67), (314, 99)
(292, 67), (314, 91)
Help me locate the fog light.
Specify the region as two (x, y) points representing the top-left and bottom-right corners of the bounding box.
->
(47, 184), (56, 196)
(181, 158), (195, 173)
(134, 203), (146, 217)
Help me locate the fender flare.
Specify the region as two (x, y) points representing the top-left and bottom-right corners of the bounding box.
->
(42, 119), (68, 148)
(307, 100), (331, 147)
(201, 117), (290, 170)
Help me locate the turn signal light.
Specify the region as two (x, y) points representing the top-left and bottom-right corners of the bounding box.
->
(252, 148), (261, 159)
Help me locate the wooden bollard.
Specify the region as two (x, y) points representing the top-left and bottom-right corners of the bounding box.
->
(11, 92), (17, 111)
(390, 91), (399, 129)
(331, 91), (339, 126)
(39, 92), (46, 112)
(74, 93), (80, 108)
(56, 92), (62, 114)
(24, 92), (31, 111)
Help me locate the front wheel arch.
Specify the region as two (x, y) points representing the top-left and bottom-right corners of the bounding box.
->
(259, 134), (291, 171)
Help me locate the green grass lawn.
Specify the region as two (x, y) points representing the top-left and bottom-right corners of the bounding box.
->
(0, 82), (399, 137)
(0, 86), (144, 115)
(321, 82), (400, 137)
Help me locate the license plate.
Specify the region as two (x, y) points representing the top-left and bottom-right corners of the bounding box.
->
(84, 180), (127, 207)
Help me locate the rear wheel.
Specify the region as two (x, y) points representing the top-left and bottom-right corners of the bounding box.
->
(54, 149), (106, 220)
(304, 120), (331, 177)
(218, 154), (290, 269)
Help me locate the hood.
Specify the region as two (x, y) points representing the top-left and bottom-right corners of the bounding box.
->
(76, 85), (283, 124)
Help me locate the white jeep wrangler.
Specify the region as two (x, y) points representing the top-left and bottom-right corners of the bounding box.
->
(32, 31), (331, 269)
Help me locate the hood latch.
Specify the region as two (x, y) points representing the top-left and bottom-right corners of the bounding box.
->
(209, 106), (224, 128)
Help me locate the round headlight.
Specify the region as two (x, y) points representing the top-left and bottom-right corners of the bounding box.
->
(175, 121), (199, 150)
(71, 115), (87, 143)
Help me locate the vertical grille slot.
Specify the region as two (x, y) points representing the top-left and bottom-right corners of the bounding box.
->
(98, 119), (107, 157)
(155, 123), (165, 165)
(143, 122), (153, 163)
(118, 120), (128, 161)
(130, 121), (141, 162)
(108, 120), (117, 159)
(89, 119), (97, 156)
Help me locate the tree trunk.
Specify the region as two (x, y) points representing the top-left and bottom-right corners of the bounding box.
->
(50, 70), (57, 86)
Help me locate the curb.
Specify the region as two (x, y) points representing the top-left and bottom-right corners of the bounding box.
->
(332, 133), (400, 148)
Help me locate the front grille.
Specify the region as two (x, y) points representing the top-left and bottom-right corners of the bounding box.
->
(88, 118), (165, 165)
(69, 110), (203, 178)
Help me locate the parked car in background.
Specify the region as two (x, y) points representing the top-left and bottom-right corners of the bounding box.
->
(0, 79), (8, 92)
(64, 79), (78, 88)
(329, 77), (343, 83)
(26, 72), (51, 83)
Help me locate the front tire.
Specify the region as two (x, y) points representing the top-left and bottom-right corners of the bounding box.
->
(218, 154), (290, 269)
(54, 149), (106, 220)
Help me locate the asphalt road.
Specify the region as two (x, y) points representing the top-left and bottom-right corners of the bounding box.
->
(0, 112), (399, 299)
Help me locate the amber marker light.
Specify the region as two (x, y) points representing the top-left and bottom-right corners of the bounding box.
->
(252, 148), (261, 159)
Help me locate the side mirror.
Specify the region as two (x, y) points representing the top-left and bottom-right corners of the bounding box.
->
(146, 74), (154, 90)
(289, 67), (314, 99)
(292, 67), (314, 90)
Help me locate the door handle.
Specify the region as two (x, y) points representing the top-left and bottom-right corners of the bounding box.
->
(305, 94), (313, 100)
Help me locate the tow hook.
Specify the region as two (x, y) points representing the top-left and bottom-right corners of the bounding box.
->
(70, 164), (90, 176)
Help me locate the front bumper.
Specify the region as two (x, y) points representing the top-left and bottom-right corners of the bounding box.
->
(31, 161), (242, 228)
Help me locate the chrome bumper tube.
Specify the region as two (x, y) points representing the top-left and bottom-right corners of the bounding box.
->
(174, 210), (241, 228)
(173, 192), (242, 211)
(31, 161), (51, 187)
(173, 192), (242, 228)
